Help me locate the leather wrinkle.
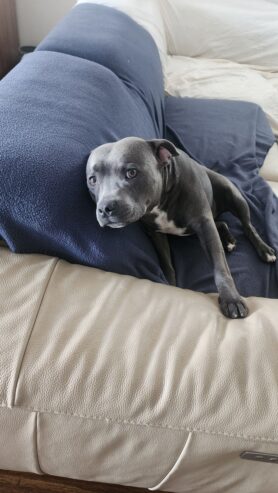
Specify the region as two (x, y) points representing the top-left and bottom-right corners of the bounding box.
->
(34, 412), (44, 474)
(149, 432), (193, 490)
(11, 259), (59, 407)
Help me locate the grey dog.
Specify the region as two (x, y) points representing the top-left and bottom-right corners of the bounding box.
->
(86, 137), (276, 319)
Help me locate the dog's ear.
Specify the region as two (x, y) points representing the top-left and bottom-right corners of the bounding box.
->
(147, 139), (179, 166)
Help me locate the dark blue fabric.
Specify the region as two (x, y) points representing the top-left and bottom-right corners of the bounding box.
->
(0, 5), (166, 284)
(37, 3), (164, 138)
(166, 96), (278, 298)
(0, 3), (277, 298)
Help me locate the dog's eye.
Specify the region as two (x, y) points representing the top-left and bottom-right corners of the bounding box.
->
(89, 175), (97, 185)
(126, 168), (137, 179)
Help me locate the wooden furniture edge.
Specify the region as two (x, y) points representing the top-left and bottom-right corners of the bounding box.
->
(0, 469), (169, 493)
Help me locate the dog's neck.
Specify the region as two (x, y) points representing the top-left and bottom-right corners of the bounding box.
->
(143, 158), (179, 220)
(158, 157), (179, 208)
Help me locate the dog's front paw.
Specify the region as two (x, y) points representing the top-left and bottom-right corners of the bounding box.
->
(218, 297), (249, 319)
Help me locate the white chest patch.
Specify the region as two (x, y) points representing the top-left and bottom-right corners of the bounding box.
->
(151, 206), (192, 236)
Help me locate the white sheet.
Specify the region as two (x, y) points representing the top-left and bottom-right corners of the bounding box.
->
(165, 55), (278, 136)
(160, 0), (278, 68)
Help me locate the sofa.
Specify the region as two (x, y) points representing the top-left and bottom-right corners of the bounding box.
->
(1, 1), (278, 492)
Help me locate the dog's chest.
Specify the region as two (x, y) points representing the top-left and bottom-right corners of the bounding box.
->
(150, 206), (192, 236)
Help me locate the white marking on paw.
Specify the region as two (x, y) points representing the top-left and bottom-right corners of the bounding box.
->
(227, 242), (236, 252)
(266, 253), (276, 262)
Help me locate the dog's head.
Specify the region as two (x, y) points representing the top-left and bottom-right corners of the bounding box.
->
(86, 137), (179, 228)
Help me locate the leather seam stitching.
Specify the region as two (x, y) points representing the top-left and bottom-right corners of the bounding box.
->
(11, 259), (59, 406)
(0, 404), (277, 444)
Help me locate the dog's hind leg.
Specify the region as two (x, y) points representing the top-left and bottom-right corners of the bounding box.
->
(227, 187), (276, 263)
(207, 168), (276, 263)
(215, 221), (236, 253)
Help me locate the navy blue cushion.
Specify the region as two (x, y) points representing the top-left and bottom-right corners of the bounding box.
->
(37, 3), (164, 137)
(166, 96), (278, 298)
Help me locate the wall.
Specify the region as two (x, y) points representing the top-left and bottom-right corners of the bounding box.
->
(15, 0), (76, 47)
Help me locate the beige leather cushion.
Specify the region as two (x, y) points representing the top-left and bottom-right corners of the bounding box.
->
(1, 244), (278, 492)
(268, 180), (278, 197)
(260, 143), (278, 199)
(260, 142), (278, 185)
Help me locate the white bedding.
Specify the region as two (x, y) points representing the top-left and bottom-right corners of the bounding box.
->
(161, 0), (278, 68)
(165, 55), (278, 137)
(161, 0), (278, 136)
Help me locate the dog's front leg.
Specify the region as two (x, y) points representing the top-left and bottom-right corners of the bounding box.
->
(192, 215), (248, 319)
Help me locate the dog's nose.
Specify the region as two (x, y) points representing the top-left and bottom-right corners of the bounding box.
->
(98, 201), (117, 217)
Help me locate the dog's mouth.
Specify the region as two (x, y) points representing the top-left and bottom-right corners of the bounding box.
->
(96, 213), (131, 228)
(106, 222), (126, 229)
(97, 217), (131, 228)
(97, 205), (147, 228)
